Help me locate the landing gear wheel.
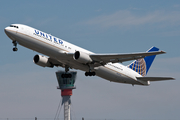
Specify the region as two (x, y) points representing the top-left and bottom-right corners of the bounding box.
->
(85, 72), (96, 76)
(92, 72), (96, 76)
(85, 72), (89, 76)
(13, 47), (18, 51)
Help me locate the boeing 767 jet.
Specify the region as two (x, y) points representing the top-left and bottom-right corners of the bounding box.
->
(4, 24), (174, 86)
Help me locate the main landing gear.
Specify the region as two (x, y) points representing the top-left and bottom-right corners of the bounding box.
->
(85, 71), (96, 76)
(12, 41), (18, 51)
(85, 64), (96, 76)
(61, 65), (72, 78)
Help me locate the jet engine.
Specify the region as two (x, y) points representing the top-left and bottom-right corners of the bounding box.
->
(33, 54), (54, 68)
(73, 51), (92, 64)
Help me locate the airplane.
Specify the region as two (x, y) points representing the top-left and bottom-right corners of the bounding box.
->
(4, 24), (174, 86)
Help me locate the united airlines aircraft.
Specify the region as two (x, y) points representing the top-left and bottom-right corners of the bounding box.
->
(4, 24), (174, 86)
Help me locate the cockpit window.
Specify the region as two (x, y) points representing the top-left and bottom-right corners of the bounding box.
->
(10, 25), (18, 28)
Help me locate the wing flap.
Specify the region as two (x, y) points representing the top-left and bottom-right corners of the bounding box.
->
(137, 77), (175, 81)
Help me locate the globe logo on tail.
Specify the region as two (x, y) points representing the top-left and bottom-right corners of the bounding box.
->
(128, 58), (146, 76)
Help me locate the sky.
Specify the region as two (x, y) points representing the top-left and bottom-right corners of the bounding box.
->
(0, 0), (180, 120)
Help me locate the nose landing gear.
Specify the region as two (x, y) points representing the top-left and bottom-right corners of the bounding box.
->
(12, 41), (18, 51)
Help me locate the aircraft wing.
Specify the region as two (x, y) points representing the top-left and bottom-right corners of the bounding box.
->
(136, 77), (175, 81)
(90, 51), (165, 65)
(51, 50), (165, 68)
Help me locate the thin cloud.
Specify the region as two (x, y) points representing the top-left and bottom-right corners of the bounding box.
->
(157, 30), (180, 37)
(173, 4), (180, 8)
(83, 10), (180, 28)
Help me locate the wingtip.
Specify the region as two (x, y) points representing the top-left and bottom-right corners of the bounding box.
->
(160, 50), (166, 54)
(165, 77), (175, 80)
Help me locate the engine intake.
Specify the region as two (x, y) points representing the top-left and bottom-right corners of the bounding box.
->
(73, 51), (92, 64)
(33, 54), (54, 68)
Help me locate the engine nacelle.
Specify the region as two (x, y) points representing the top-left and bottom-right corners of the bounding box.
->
(33, 54), (54, 68)
(73, 51), (92, 64)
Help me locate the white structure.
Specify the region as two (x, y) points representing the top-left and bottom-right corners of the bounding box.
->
(62, 96), (71, 120)
(56, 71), (77, 120)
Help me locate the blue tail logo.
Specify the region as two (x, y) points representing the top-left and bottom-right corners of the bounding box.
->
(127, 46), (159, 76)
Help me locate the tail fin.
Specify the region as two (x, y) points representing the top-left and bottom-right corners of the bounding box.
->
(127, 46), (159, 76)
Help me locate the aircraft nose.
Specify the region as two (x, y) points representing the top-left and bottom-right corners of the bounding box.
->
(4, 27), (8, 33)
(4, 27), (17, 41)
(4, 26), (17, 36)
(4, 27), (10, 35)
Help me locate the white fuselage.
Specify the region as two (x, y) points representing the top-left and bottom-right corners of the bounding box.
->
(5, 24), (149, 86)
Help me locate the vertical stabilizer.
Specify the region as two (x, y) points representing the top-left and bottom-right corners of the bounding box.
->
(127, 46), (159, 76)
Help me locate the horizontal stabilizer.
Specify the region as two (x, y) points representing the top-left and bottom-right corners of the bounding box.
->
(137, 77), (175, 81)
